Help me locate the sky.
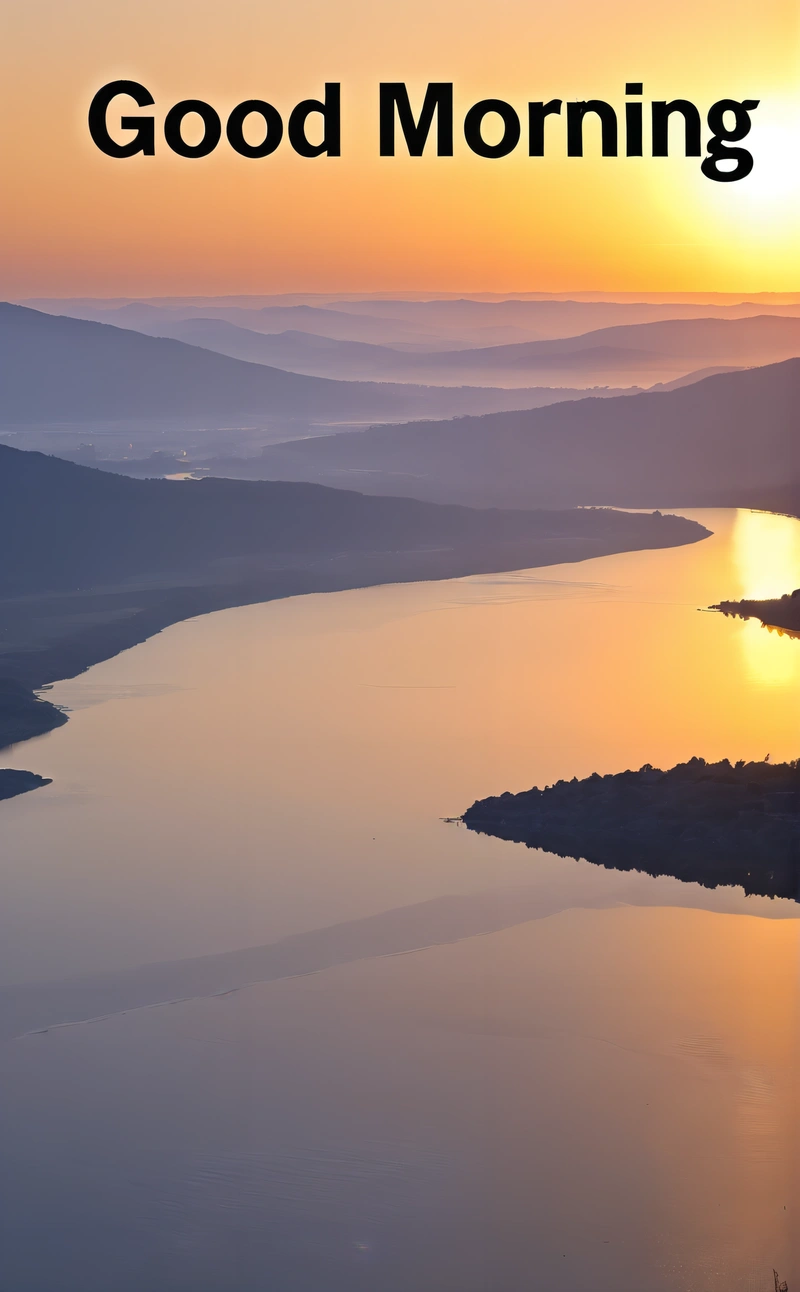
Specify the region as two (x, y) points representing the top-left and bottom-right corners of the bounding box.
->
(1, 0), (799, 296)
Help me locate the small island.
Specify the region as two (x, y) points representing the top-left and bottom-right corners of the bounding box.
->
(0, 769), (52, 802)
(462, 757), (800, 901)
(712, 589), (800, 637)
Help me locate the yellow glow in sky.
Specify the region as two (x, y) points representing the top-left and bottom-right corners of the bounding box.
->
(1, 0), (799, 294)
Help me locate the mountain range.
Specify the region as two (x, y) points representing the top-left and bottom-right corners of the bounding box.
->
(25, 294), (800, 349)
(0, 303), (599, 429)
(252, 359), (800, 508)
(21, 299), (800, 395)
(112, 313), (800, 389)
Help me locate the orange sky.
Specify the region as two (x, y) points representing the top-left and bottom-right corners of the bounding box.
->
(1, 0), (799, 296)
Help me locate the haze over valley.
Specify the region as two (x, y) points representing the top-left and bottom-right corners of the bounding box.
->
(6, 292), (800, 483)
(229, 359), (800, 509)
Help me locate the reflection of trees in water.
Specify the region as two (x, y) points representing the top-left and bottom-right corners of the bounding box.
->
(764, 622), (800, 641)
(463, 757), (800, 902)
(714, 587), (800, 636)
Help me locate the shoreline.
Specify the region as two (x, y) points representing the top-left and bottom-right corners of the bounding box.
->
(1, 520), (709, 761)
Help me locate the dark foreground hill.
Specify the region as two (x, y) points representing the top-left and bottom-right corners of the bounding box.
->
(254, 359), (800, 508)
(463, 757), (800, 901)
(0, 302), (572, 427)
(0, 443), (707, 756)
(0, 443), (706, 600)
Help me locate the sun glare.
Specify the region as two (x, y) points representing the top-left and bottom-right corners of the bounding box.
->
(732, 510), (800, 687)
(645, 92), (800, 285)
(704, 95), (800, 261)
(733, 510), (800, 600)
(740, 100), (800, 206)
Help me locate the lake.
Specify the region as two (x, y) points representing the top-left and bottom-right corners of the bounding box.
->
(0, 507), (798, 1290)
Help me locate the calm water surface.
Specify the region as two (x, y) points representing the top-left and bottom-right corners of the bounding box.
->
(0, 508), (798, 1290)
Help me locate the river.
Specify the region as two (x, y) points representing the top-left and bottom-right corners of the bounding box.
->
(0, 507), (798, 1290)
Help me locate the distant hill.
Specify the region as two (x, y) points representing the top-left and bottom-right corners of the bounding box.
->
(412, 314), (800, 373)
(151, 319), (411, 369)
(93, 316), (637, 406)
(322, 297), (800, 335)
(26, 295), (800, 350)
(19, 300), (452, 348)
(0, 303), (588, 427)
(252, 359), (800, 508)
(647, 365), (744, 392)
(102, 311), (800, 390)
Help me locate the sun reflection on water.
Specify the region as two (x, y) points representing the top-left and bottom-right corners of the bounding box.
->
(736, 617), (800, 688)
(733, 511), (800, 600)
(732, 511), (800, 687)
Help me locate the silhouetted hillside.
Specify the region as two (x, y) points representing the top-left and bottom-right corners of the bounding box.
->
(253, 359), (800, 508)
(0, 443), (707, 599)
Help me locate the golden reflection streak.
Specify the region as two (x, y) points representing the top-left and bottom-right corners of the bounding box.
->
(733, 511), (800, 600)
(732, 511), (800, 687)
(737, 618), (800, 688)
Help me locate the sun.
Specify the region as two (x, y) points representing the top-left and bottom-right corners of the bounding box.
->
(643, 91), (800, 285)
(742, 98), (800, 205)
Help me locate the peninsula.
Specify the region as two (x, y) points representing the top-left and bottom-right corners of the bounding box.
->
(712, 590), (800, 637)
(0, 768), (52, 802)
(462, 757), (800, 901)
(0, 444), (709, 758)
